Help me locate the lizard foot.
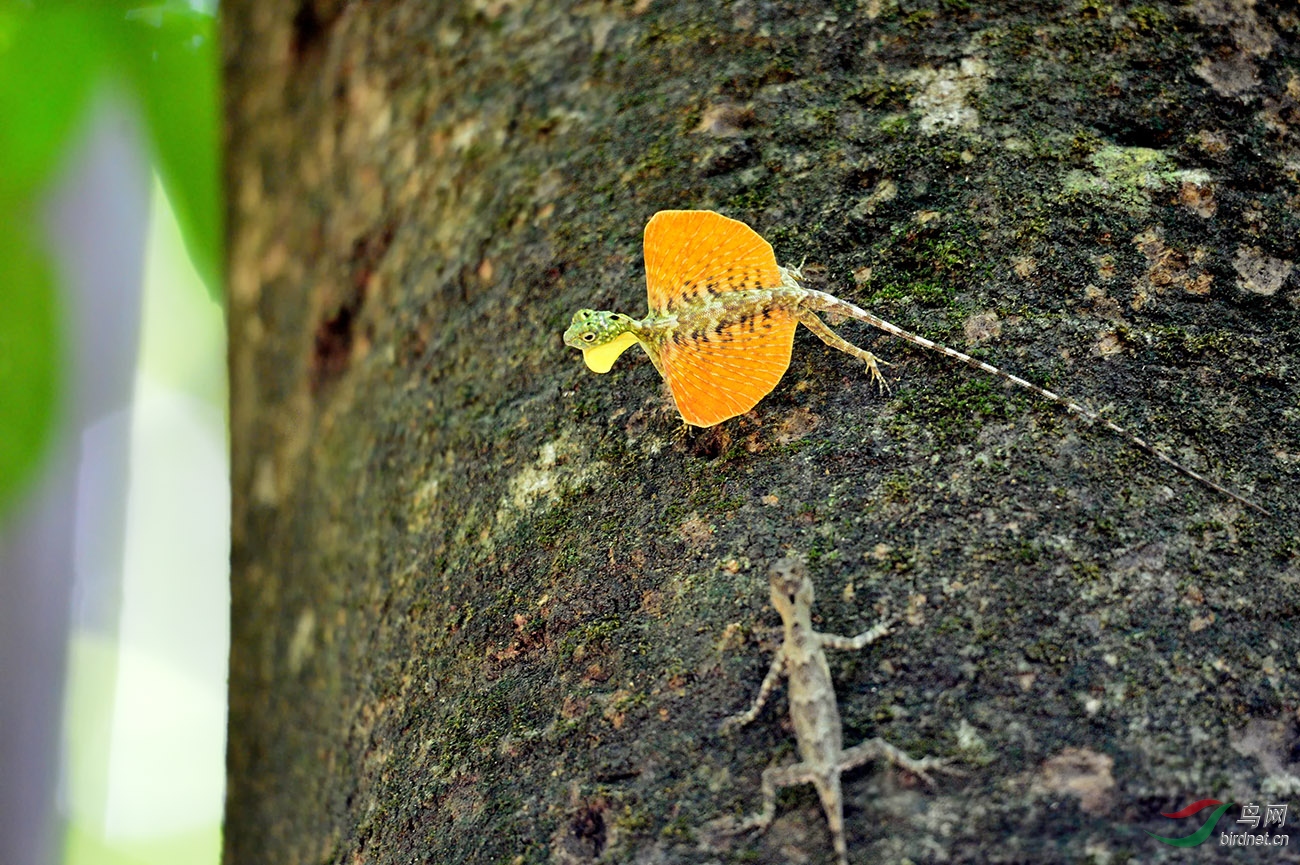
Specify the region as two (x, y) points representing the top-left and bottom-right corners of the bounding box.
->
(697, 812), (768, 856)
(864, 353), (892, 394)
(702, 810), (771, 838)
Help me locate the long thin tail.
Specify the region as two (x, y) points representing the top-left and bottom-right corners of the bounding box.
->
(801, 287), (1269, 516)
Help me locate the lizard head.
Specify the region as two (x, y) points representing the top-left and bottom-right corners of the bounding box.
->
(564, 309), (640, 373)
(768, 555), (813, 618)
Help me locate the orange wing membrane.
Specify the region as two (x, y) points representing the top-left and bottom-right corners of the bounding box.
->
(660, 309), (798, 426)
(644, 210), (783, 313)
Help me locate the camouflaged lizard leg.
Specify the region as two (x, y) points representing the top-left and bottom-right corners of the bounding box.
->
(817, 618), (893, 652)
(839, 737), (947, 786)
(703, 761), (814, 842)
(812, 774), (850, 865)
(719, 650), (786, 734)
(735, 762), (817, 834)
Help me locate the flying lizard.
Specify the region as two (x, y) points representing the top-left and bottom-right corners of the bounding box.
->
(562, 209), (1267, 515)
(707, 555), (949, 865)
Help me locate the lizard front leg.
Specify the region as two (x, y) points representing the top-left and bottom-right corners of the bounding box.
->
(817, 617), (893, 652)
(719, 649), (786, 734)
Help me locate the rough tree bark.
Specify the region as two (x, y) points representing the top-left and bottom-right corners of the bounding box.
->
(223, 2), (1299, 863)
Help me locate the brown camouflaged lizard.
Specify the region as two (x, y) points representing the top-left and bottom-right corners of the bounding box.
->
(708, 555), (949, 865)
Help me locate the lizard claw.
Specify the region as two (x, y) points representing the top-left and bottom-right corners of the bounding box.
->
(864, 353), (892, 394)
(698, 813), (757, 855)
(903, 756), (964, 787)
(702, 811), (768, 840)
(933, 759), (967, 778)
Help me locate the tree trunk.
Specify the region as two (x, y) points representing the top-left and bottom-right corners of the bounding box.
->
(223, 2), (1298, 862)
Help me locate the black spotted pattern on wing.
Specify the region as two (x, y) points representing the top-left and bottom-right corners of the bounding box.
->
(644, 211), (782, 314)
(660, 306), (797, 426)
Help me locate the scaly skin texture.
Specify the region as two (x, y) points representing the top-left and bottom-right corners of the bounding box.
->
(706, 556), (946, 865)
(564, 269), (889, 385)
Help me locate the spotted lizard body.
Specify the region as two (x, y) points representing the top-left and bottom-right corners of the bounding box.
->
(562, 209), (1267, 515)
(709, 555), (947, 865)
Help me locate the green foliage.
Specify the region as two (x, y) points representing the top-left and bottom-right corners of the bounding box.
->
(113, 4), (222, 293)
(0, 220), (60, 508)
(0, 0), (220, 513)
(0, 6), (103, 203)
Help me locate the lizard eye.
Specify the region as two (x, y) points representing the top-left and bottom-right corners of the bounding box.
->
(582, 332), (596, 342)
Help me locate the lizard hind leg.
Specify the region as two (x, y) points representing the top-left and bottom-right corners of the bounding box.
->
(797, 310), (892, 394)
(705, 761), (813, 842)
(736, 762), (817, 834)
(840, 737), (950, 786)
(812, 774), (850, 865)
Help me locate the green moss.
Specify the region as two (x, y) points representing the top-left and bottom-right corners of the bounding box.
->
(628, 138), (680, 184)
(850, 79), (913, 110)
(558, 616), (622, 659)
(727, 171), (774, 212)
(774, 438), (809, 457)
(1127, 5), (1168, 32)
(903, 8), (938, 28)
(891, 377), (1016, 445)
(1144, 326), (1256, 363)
(1060, 145), (1209, 215)
(933, 614), (966, 636)
(659, 814), (694, 840)
(613, 805), (652, 834)
(689, 481), (744, 513)
(1069, 129), (1104, 161)
(1013, 540), (1040, 564)
(878, 114), (911, 136)
(1078, 0), (1113, 20)
(877, 474), (913, 505)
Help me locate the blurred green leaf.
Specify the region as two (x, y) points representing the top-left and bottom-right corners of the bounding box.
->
(0, 2), (224, 515)
(113, 7), (223, 299)
(0, 216), (61, 511)
(0, 6), (104, 203)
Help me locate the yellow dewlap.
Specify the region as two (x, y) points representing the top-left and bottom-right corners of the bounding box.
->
(582, 331), (639, 373)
